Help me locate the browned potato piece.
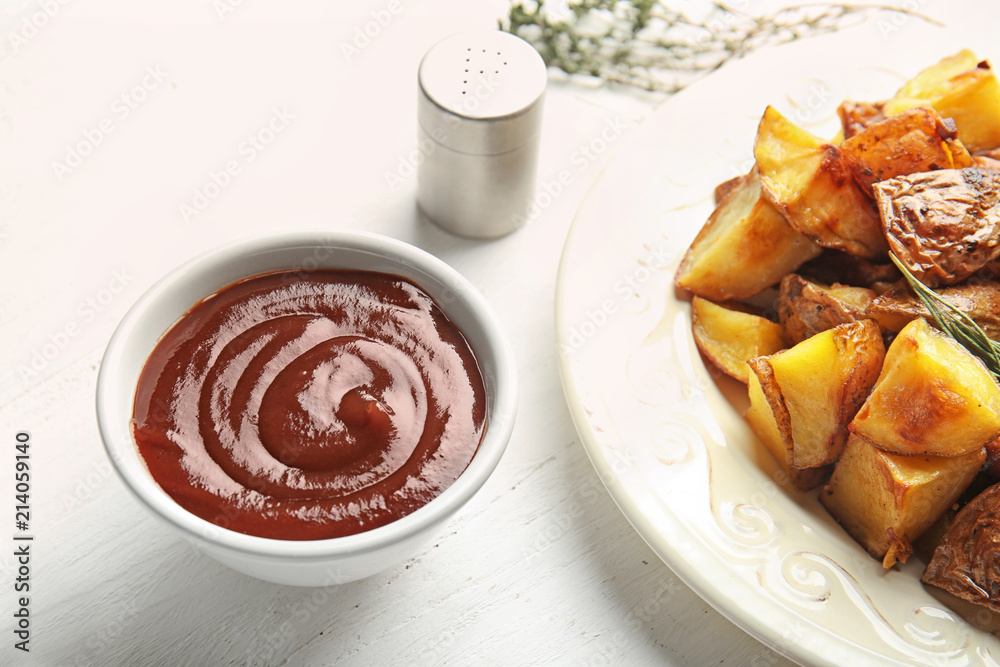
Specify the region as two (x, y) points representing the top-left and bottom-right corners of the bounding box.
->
(827, 284), (876, 310)
(874, 168), (1000, 286)
(922, 481), (1000, 611)
(866, 279), (1000, 339)
(886, 49), (1000, 153)
(745, 319), (885, 489)
(838, 99), (887, 139)
(746, 358), (833, 491)
(797, 249), (900, 291)
(691, 297), (788, 385)
(821, 433), (985, 568)
(777, 274), (875, 344)
(986, 435), (1000, 479)
(713, 174), (744, 204)
(850, 318), (1000, 457)
(841, 106), (974, 193)
(675, 167), (820, 301)
(975, 155), (1000, 171)
(754, 105), (887, 259)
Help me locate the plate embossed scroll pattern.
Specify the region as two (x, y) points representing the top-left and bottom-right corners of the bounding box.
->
(555, 18), (1000, 667)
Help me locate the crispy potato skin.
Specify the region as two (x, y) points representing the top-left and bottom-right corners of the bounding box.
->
(838, 99), (887, 140)
(755, 106), (887, 259)
(713, 174), (744, 205)
(986, 435), (1000, 479)
(922, 481), (1000, 610)
(777, 274), (875, 344)
(866, 278), (1000, 339)
(875, 168), (1000, 286)
(841, 106), (974, 193)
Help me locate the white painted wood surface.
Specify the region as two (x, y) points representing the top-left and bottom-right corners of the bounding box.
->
(0, 1), (974, 665)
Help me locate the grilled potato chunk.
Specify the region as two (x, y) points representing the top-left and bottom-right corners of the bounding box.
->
(821, 433), (985, 568)
(840, 106), (974, 193)
(746, 319), (885, 489)
(675, 167), (820, 300)
(691, 297), (788, 385)
(850, 318), (1000, 457)
(754, 105), (887, 259)
(885, 49), (1000, 154)
(777, 274), (875, 344)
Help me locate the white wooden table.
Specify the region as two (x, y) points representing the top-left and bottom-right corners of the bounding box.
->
(0, 1), (977, 665)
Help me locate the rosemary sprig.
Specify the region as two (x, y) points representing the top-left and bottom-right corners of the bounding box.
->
(502, 1), (938, 94)
(889, 252), (1000, 379)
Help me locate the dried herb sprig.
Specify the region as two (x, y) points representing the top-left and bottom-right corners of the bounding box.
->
(889, 252), (1000, 380)
(502, 1), (938, 93)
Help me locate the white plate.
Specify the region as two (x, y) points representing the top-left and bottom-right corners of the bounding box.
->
(555, 13), (1000, 667)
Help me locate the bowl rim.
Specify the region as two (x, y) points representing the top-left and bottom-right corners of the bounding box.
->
(96, 229), (518, 561)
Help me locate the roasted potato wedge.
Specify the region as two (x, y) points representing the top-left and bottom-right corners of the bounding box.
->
(922, 481), (1000, 612)
(777, 274), (876, 344)
(850, 318), (1000, 457)
(837, 99), (887, 140)
(746, 358), (833, 491)
(691, 297), (788, 385)
(754, 105), (887, 259)
(841, 106), (974, 193)
(821, 433), (985, 568)
(866, 278), (1000, 339)
(675, 167), (820, 300)
(886, 49), (1000, 154)
(745, 319), (885, 489)
(875, 167), (1000, 286)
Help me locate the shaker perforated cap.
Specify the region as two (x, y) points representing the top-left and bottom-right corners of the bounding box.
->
(418, 29), (547, 156)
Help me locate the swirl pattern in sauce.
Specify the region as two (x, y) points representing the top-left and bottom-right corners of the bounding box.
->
(132, 269), (487, 540)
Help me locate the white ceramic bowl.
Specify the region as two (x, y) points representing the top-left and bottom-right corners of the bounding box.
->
(96, 230), (517, 586)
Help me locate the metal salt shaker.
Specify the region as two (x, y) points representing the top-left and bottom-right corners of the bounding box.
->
(417, 29), (547, 239)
